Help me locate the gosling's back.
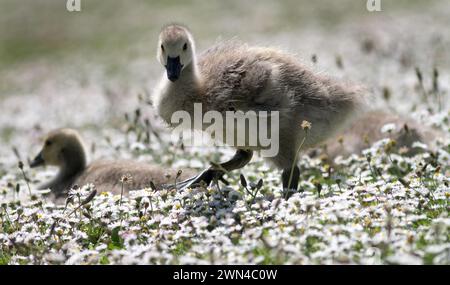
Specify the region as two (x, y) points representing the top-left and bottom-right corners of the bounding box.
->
(196, 40), (365, 168)
(75, 160), (194, 194)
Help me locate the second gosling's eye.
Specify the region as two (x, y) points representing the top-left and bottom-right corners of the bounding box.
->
(45, 140), (52, 146)
(161, 44), (165, 52)
(183, 43), (188, 51)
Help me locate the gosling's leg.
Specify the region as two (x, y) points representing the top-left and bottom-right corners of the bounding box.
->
(282, 166), (300, 193)
(220, 149), (254, 172)
(170, 149), (253, 190)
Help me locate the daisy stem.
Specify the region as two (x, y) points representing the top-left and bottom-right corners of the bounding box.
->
(120, 182), (124, 207)
(20, 168), (32, 198)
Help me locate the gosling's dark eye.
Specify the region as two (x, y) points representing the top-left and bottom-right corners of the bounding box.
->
(161, 44), (165, 52)
(45, 140), (52, 146)
(183, 43), (187, 51)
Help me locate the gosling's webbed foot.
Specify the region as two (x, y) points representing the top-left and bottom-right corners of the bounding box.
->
(164, 167), (228, 190)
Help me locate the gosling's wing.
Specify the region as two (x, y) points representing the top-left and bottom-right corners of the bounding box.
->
(198, 40), (287, 113)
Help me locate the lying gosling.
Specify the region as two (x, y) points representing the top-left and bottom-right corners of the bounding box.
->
(30, 128), (192, 197)
(153, 24), (366, 190)
(314, 110), (438, 161)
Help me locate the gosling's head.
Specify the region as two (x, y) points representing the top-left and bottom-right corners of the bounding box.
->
(30, 128), (87, 169)
(157, 24), (195, 82)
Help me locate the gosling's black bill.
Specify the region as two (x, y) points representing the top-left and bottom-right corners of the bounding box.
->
(30, 152), (44, 168)
(166, 56), (182, 82)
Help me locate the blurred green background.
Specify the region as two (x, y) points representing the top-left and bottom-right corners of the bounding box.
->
(0, 0), (442, 67)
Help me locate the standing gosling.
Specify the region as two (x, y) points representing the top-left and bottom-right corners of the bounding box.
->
(30, 128), (192, 197)
(153, 24), (366, 190)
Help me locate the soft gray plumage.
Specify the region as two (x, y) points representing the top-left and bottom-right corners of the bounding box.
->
(201, 41), (365, 168)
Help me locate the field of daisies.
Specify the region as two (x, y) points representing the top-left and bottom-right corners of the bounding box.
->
(0, 1), (449, 264)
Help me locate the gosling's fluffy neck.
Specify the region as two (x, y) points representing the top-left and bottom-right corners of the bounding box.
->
(155, 59), (203, 124)
(167, 59), (201, 94)
(59, 146), (87, 180)
(44, 144), (87, 194)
